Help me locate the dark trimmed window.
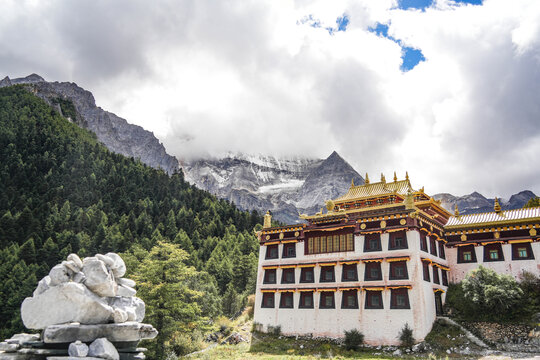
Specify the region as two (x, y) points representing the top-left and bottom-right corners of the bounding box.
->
(282, 243), (296, 258)
(300, 267), (315, 283)
(512, 243), (535, 260)
(299, 291), (314, 308)
(341, 264), (358, 281)
(341, 290), (359, 309)
(429, 237), (438, 256)
(457, 245), (477, 263)
(263, 269), (276, 284)
(281, 268), (295, 284)
(364, 262), (382, 281)
(307, 233), (354, 255)
(279, 292), (294, 308)
(441, 269), (448, 286)
(420, 232), (428, 252)
(438, 241), (446, 259)
(266, 245), (278, 259)
(320, 291), (335, 309)
(320, 266), (335, 282)
(262, 293), (274, 308)
(422, 261), (430, 282)
(365, 291), (383, 309)
(484, 243), (504, 262)
(433, 266), (440, 284)
(389, 231), (407, 250)
(364, 234), (382, 252)
(390, 288), (410, 309)
(389, 261), (408, 280)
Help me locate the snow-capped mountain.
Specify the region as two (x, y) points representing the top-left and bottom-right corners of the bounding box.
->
(182, 151), (364, 223)
(433, 190), (537, 215)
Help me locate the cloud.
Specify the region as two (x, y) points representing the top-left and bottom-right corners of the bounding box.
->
(0, 0), (539, 198)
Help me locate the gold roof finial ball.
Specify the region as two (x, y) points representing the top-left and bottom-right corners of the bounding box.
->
(494, 197), (502, 213)
(393, 171), (398, 182)
(454, 204), (460, 216)
(365, 173), (370, 184)
(381, 173), (386, 183)
(325, 200), (335, 212)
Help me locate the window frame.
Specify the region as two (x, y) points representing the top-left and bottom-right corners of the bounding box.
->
(263, 269), (276, 284)
(432, 266), (440, 284)
(279, 292), (294, 308)
(364, 262), (382, 281)
(364, 233), (382, 252)
(389, 261), (409, 280)
(319, 291), (335, 309)
(441, 269), (448, 286)
(429, 237), (438, 256)
(282, 243), (296, 258)
(265, 244), (279, 259)
(281, 268), (295, 284)
(420, 231), (428, 252)
(299, 291), (314, 309)
(422, 261), (430, 282)
(261, 292), (275, 308)
(511, 243), (535, 260)
(483, 243), (504, 262)
(389, 231), (408, 250)
(457, 245), (477, 263)
(341, 264), (359, 282)
(299, 267), (315, 283)
(390, 288), (410, 309)
(319, 266), (335, 283)
(341, 289), (359, 309)
(438, 241), (446, 259)
(365, 290), (383, 309)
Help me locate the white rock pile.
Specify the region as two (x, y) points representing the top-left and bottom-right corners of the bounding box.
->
(0, 253), (157, 360)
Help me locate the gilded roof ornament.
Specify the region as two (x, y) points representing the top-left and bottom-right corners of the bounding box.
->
(263, 211), (272, 229)
(350, 178), (355, 188)
(381, 173), (386, 183)
(325, 200), (335, 212)
(393, 171), (397, 182)
(405, 189), (414, 209)
(365, 173), (370, 185)
(405, 171), (409, 181)
(454, 204), (460, 216)
(494, 197), (502, 213)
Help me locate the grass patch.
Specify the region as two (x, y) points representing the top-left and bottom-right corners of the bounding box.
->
(424, 319), (474, 351)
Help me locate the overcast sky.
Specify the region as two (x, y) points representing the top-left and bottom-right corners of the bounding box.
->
(1, 0), (540, 198)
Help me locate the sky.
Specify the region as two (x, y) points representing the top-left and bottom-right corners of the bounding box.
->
(1, 0), (540, 198)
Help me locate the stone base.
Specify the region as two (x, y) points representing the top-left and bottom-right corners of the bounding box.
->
(43, 322), (157, 344)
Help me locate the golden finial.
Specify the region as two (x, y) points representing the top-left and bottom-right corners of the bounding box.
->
(381, 173), (386, 183)
(263, 211), (272, 228)
(365, 173), (370, 184)
(405, 189), (414, 209)
(454, 204), (460, 216)
(494, 197), (501, 213)
(393, 171), (397, 182)
(350, 178), (355, 188)
(420, 186), (424, 193)
(405, 171), (409, 181)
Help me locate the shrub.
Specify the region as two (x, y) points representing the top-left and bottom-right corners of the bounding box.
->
(251, 321), (262, 333)
(267, 325), (282, 336)
(344, 329), (364, 350)
(216, 316), (233, 336)
(398, 323), (414, 348)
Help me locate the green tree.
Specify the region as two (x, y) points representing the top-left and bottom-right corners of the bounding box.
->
(524, 197), (540, 208)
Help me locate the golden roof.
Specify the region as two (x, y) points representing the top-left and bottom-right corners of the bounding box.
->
(333, 178), (414, 204)
(445, 206), (540, 228)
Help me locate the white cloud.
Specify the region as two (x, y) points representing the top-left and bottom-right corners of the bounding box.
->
(0, 0), (539, 198)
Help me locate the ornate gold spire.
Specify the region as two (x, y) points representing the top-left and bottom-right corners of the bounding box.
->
(263, 211), (272, 228)
(393, 171), (397, 182)
(350, 178), (355, 188)
(405, 171), (409, 181)
(494, 197), (501, 213)
(381, 173), (386, 183)
(454, 204), (460, 216)
(365, 173), (370, 185)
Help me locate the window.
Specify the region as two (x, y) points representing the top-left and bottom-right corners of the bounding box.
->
(432, 266), (440, 284)
(364, 234), (381, 252)
(438, 241), (446, 259)
(307, 233), (354, 254)
(346, 233), (354, 251)
(389, 261), (408, 280)
(320, 266), (335, 282)
(263, 269), (276, 284)
(326, 236), (333, 252)
(512, 243), (535, 260)
(282, 243), (296, 258)
(422, 261), (430, 282)
(279, 292), (294, 308)
(441, 269), (448, 286)
(266, 245), (278, 259)
(457, 245), (477, 263)
(420, 232), (428, 252)
(262, 293), (274, 308)
(365, 290), (383, 309)
(364, 262), (382, 281)
(341, 264), (358, 281)
(429, 237), (438, 256)
(300, 267), (315, 283)
(483, 243), (504, 262)
(281, 268), (295, 284)
(389, 231), (407, 250)
(320, 291), (335, 309)
(341, 290), (359, 309)
(299, 291), (314, 308)
(390, 288), (410, 309)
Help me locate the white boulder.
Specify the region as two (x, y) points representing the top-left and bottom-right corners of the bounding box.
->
(67, 253), (84, 269)
(116, 285), (136, 297)
(68, 340), (89, 357)
(112, 308), (128, 324)
(49, 264), (71, 286)
(117, 278), (135, 288)
(108, 297), (145, 322)
(21, 282), (114, 329)
(33, 276), (51, 297)
(82, 257), (117, 297)
(105, 253), (126, 278)
(88, 338), (119, 360)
